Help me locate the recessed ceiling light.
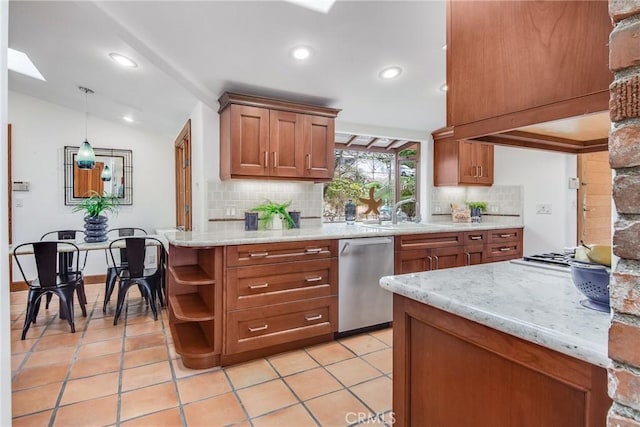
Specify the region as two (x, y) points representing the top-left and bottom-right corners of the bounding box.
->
(440, 83), (449, 92)
(284, 0), (336, 14)
(379, 66), (402, 80)
(109, 53), (138, 68)
(122, 116), (134, 123)
(7, 48), (45, 81)
(291, 46), (312, 60)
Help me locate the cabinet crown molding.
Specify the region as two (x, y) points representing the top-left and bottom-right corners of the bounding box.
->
(218, 92), (341, 118)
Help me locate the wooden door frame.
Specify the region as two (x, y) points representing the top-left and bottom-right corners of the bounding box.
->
(577, 151), (612, 245)
(7, 124), (12, 289)
(174, 120), (192, 231)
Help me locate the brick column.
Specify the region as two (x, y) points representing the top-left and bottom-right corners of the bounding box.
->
(608, 1), (640, 425)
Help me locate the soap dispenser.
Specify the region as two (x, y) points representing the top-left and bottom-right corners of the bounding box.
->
(345, 199), (356, 225)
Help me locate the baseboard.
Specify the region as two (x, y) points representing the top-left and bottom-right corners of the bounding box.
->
(11, 273), (106, 292)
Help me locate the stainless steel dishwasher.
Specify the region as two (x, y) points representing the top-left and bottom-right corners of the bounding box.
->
(338, 237), (394, 333)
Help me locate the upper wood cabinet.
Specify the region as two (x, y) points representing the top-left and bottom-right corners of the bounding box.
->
(433, 137), (494, 186)
(219, 92), (340, 181)
(446, 0), (611, 141)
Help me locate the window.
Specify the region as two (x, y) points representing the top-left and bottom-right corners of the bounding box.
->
(323, 143), (419, 223)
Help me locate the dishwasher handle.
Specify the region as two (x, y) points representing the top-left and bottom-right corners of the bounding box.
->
(340, 237), (393, 255)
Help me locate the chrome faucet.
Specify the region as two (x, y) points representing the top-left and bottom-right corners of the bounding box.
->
(392, 197), (416, 224)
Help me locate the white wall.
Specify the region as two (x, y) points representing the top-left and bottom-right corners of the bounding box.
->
(493, 145), (577, 255)
(9, 91), (175, 277)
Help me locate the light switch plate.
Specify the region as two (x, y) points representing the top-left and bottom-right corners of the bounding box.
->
(536, 204), (552, 214)
(568, 177), (580, 189)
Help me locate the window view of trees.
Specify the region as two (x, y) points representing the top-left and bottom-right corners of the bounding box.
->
(323, 148), (419, 223)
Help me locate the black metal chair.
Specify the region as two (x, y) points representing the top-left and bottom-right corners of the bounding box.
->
(40, 230), (88, 314)
(103, 227), (147, 312)
(13, 241), (84, 339)
(108, 236), (165, 325)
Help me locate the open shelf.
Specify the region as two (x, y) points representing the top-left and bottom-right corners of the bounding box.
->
(170, 293), (214, 321)
(169, 265), (215, 286)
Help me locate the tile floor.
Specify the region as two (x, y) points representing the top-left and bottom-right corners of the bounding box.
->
(10, 282), (393, 426)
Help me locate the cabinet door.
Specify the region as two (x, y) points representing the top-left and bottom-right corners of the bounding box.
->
(395, 249), (432, 274)
(303, 115), (335, 180)
(432, 246), (464, 270)
(463, 244), (485, 266)
(475, 143), (494, 185)
(458, 141), (477, 184)
(230, 105), (270, 177)
(269, 111), (305, 178)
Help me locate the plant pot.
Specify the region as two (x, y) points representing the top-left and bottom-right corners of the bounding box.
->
(84, 215), (108, 242)
(268, 216), (283, 230)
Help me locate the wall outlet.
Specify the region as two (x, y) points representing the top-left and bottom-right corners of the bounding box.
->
(490, 206), (499, 213)
(224, 205), (237, 217)
(434, 205), (442, 213)
(568, 177), (580, 190)
(536, 204), (552, 214)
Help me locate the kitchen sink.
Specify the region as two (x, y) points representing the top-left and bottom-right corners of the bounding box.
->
(361, 222), (453, 231)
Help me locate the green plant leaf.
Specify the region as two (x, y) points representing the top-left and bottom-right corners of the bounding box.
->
(72, 191), (120, 217)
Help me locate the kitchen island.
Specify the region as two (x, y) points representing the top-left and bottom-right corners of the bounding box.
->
(380, 261), (610, 427)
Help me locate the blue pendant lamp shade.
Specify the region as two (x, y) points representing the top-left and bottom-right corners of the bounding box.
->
(77, 86), (96, 170)
(101, 164), (112, 181)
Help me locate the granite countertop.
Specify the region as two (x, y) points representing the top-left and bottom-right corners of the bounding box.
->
(163, 220), (523, 247)
(379, 261), (610, 367)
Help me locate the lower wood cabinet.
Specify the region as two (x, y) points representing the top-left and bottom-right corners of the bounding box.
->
(393, 295), (609, 426)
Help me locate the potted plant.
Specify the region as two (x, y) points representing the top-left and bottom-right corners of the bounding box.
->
(466, 201), (488, 222)
(251, 200), (295, 230)
(72, 191), (120, 242)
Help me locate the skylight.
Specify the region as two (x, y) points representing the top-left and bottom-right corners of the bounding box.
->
(283, 0), (336, 14)
(8, 48), (45, 81)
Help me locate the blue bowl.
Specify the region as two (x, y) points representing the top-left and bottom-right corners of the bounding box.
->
(569, 261), (610, 312)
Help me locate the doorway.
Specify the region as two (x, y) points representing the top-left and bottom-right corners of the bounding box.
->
(174, 120), (192, 231)
(577, 151), (612, 245)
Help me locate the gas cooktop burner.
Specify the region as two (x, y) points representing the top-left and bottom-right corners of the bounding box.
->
(522, 253), (571, 267)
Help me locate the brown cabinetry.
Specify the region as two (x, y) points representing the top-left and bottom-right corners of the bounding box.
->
(167, 244), (223, 369)
(219, 92), (340, 181)
(224, 239), (338, 364)
(392, 295), (609, 426)
(433, 138), (494, 186)
(486, 228), (523, 262)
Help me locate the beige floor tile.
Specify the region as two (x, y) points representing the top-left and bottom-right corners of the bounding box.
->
(284, 367), (343, 401)
(349, 376), (392, 414)
(268, 350), (319, 377)
(22, 346), (76, 369)
(12, 363), (69, 391)
(53, 394), (118, 427)
(183, 392), (246, 426)
(11, 352), (27, 372)
(60, 371), (119, 405)
(305, 341), (355, 366)
(121, 360), (172, 392)
(81, 325), (126, 344)
(12, 409), (53, 427)
(251, 404), (317, 427)
(77, 338), (122, 360)
(41, 321), (77, 336)
(12, 382), (62, 417)
(120, 407), (183, 427)
(123, 345), (169, 369)
(124, 331), (165, 352)
(33, 333), (82, 352)
(69, 352), (121, 379)
(305, 389), (369, 427)
(171, 357), (218, 379)
(126, 321), (164, 336)
(177, 370), (231, 404)
(369, 328), (393, 346)
(120, 382), (179, 421)
(11, 338), (38, 355)
(339, 334), (388, 356)
(86, 317), (121, 331)
(326, 357), (382, 387)
(237, 379), (298, 418)
(362, 348), (392, 374)
(225, 358), (278, 389)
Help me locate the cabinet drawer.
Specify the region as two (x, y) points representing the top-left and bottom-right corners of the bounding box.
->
(486, 242), (522, 260)
(462, 231), (487, 244)
(225, 296), (337, 354)
(227, 240), (337, 266)
(395, 232), (462, 251)
(488, 228), (522, 243)
(227, 258), (337, 310)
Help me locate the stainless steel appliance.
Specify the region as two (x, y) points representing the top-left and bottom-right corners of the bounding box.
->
(511, 252), (571, 271)
(338, 237), (394, 333)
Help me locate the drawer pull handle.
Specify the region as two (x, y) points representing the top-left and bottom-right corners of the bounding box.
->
(305, 314), (322, 321)
(249, 252), (269, 258)
(499, 247), (512, 252)
(249, 283), (269, 289)
(305, 276), (323, 282)
(248, 324), (268, 332)
(470, 236), (482, 240)
(499, 234), (513, 238)
(305, 248), (322, 254)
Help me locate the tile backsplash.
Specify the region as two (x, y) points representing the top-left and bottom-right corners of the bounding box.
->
(430, 185), (523, 217)
(207, 180), (323, 231)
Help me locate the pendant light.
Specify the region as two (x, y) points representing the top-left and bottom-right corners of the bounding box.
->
(101, 165), (112, 181)
(77, 86), (96, 169)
